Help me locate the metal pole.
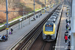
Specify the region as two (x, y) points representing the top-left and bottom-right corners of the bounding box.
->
(71, 0), (75, 50)
(33, 0), (35, 19)
(6, 0), (9, 36)
(56, 0), (58, 4)
(21, 21), (22, 28)
(50, 1), (51, 8)
(45, 0), (46, 12)
(29, 17), (30, 24)
(71, 0), (72, 17)
(23, 7), (24, 20)
(22, 7), (24, 27)
(18, 22), (20, 29)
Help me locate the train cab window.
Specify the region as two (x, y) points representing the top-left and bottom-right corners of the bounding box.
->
(45, 24), (53, 31)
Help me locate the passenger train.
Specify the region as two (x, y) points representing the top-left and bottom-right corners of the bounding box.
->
(42, 7), (62, 41)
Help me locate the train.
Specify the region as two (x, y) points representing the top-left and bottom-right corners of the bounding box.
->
(42, 6), (62, 41)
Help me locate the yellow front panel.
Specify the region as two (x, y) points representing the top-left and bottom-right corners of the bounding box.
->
(43, 24), (55, 35)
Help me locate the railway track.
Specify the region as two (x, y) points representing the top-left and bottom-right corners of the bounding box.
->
(41, 42), (55, 50)
(29, 17), (62, 50)
(29, 5), (62, 50)
(12, 5), (60, 50)
(29, 33), (55, 50)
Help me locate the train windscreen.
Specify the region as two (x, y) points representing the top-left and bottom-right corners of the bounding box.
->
(45, 24), (53, 31)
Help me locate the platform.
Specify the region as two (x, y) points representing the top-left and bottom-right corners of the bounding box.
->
(0, 6), (58, 50)
(55, 6), (71, 50)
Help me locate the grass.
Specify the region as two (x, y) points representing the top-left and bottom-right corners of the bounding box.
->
(0, 8), (43, 30)
(0, 26), (6, 30)
(12, 16), (22, 21)
(0, 20), (19, 30)
(0, 8), (43, 26)
(35, 8), (42, 11)
(0, 16), (22, 26)
(0, 7), (43, 26)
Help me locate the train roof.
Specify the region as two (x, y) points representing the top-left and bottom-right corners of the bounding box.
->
(48, 18), (56, 21)
(52, 12), (59, 16)
(45, 22), (54, 25)
(47, 19), (56, 23)
(45, 6), (61, 25)
(50, 16), (57, 19)
(50, 15), (58, 19)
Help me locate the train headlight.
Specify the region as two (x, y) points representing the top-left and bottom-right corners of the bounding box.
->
(51, 34), (55, 39)
(50, 34), (54, 35)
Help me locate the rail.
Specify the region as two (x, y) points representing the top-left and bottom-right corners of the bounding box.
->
(11, 5), (59, 50)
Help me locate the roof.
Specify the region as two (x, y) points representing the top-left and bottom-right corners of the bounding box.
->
(45, 22), (54, 25)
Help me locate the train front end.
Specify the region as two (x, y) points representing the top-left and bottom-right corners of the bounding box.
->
(42, 23), (56, 41)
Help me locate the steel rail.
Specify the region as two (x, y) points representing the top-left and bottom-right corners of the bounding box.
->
(11, 5), (59, 50)
(19, 5), (59, 50)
